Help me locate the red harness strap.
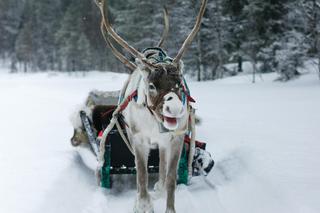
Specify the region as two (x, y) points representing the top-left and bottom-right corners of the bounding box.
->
(101, 106), (117, 119)
(187, 94), (196, 103)
(119, 87), (195, 119)
(184, 135), (206, 150)
(97, 91), (138, 138)
(181, 81), (196, 104)
(119, 90), (138, 112)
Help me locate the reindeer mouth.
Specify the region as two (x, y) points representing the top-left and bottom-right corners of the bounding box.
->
(164, 116), (177, 125)
(163, 116), (178, 130)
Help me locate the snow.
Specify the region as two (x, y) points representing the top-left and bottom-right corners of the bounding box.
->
(0, 70), (319, 213)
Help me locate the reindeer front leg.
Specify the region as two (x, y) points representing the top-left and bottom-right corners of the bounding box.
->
(134, 142), (153, 213)
(154, 147), (167, 197)
(165, 136), (184, 213)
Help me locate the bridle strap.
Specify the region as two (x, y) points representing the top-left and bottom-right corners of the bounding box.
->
(119, 90), (138, 112)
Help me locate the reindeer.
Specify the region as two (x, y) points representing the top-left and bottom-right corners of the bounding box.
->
(94, 0), (207, 212)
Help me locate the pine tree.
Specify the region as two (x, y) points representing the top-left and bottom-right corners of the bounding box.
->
(15, 0), (62, 71)
(299, 0), (320, 79)
(201, 0), (230, 80)
(0, 0), (25, 58)
(240, 0), (289, 82)
(165, 0), (202, 78)
(110, 0), (164, 51)
(77, 33), (92, 71)
(83, 1), (110, 71)
(0, 0), (317, 79)
(15, 21), (33, 72)
(55, 0), (87, 71)
(222, 0), (247, 73)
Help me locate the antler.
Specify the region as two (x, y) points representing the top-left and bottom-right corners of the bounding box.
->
(95, 0), (170, 70)
(94, 0), (144, 59)
(100, 21), (137, 71)
(157, 6), (169, 48)
(95, 0), (206, 70)
(173, 0), (208, 65)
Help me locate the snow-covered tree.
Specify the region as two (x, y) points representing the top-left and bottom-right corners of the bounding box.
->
(111, 0), (164, 50)
(0, 0), (25, 58)
(77, 33), (92, 71)
(299, 0), (320, 79)
(15, 21), (33, 72)
(269, 0), (308, 81)
(0, 0), (318, 79)
(55, 1), (92, 71)
(241, 0), (290, 82)
(222, 0), (247, 73)
(274, 32), (306, 81)
(201, 0), (230, 80)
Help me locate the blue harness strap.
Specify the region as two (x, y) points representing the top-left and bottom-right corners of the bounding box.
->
(142, 47), (173, 64)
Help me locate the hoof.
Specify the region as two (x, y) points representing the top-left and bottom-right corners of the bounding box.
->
(152, 181), (165, 199)
(165, 209), (176, 213)
(71, 139), (82, 146)
(134, 210), (154, 213)
(134, 195), (154, 213)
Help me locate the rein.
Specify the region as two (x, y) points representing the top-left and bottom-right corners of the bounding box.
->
(97, 76), (196, 183)
(97, 47), (197, 181)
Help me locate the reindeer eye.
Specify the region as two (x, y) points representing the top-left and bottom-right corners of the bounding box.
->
(148, 83), (156, 91)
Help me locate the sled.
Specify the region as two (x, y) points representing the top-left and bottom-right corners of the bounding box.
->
(77, 104), (212, 189)
(79, 107), (188, 188)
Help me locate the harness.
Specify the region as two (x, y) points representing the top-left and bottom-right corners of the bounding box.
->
(97, 47), (197, 181)
(119, 47), (195, 107)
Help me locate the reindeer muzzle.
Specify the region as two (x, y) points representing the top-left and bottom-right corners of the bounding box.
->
(162, 92), (186, 130)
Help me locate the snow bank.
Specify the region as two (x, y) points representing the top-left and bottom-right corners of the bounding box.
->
(0, 71), (319, 213)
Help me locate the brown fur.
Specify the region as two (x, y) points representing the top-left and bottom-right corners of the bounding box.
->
(147, 65), (183, 123)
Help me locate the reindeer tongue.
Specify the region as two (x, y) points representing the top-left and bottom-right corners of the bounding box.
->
(164, 116), (177, 125)
(163, 116), (178, 130)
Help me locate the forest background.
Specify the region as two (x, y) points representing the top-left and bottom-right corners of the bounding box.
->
(0, 0), (319, 81)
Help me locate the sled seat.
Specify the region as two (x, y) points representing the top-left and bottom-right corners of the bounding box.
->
(85, 105), (211, 188)
(92, 105), (160, 173)
(104, 130), (160, 174)
(90, 105), (172, 188)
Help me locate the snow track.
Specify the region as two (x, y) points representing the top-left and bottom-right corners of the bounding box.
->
(1, 71), (319, 213)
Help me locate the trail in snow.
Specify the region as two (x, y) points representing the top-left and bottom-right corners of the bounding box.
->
(0, 70), (319, 213)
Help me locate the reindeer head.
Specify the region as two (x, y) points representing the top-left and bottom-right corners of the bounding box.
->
(95, 0), (207, 130)
(134, 48), (187, 130)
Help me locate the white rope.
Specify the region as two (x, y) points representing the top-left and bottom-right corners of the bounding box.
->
(98, 74), (132, 170)
(118, 75), (131, 104)
(97, 73), (197, 184)
(115, 119), (134, 154)
(98, 113), (117, 168)
(95, 111), (118, 184)
(188, 107), (196, 179)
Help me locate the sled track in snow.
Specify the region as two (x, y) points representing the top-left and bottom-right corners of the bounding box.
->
(2, 72), (320, 213)
(36, 148), (249, 213)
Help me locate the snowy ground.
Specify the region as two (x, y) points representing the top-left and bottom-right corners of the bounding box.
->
(0, 70), (319, 213)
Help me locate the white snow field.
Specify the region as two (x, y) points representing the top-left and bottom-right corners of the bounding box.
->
(0, 69), (319, 213)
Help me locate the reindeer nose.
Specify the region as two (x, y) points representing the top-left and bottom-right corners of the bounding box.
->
(165, 96), (173, 102)
(163, 92), (183, 117)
